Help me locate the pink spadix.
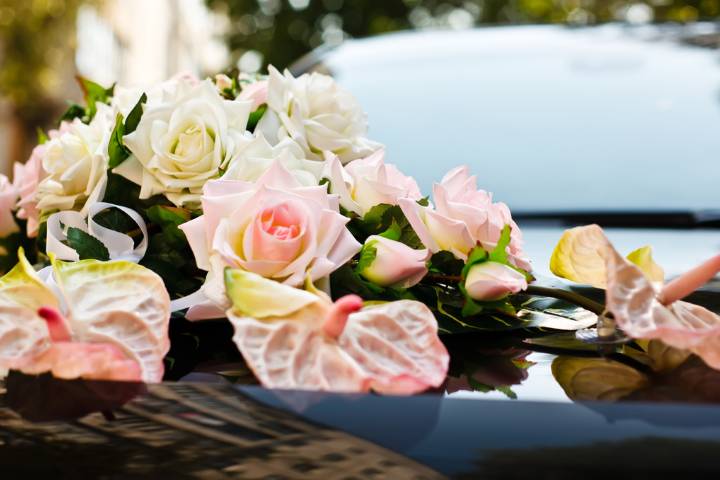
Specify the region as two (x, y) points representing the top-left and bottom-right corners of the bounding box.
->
(660, 254), (720, 305)
(323, 294), (363, 339)
(37, 306), (72, 342)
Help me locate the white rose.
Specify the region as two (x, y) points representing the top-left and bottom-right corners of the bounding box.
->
(36, 104), (113, 214)
(258, 66), (381, 163)
(326, 149), (422, 216)
(111, 72), (200, 118)
(117, 79), (252, 207)
(222, 133), (323, 186)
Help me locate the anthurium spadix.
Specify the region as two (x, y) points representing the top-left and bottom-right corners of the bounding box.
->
(551, 225), (720, 370)
(0, 249), (170, 382)
(224, 268), (449, 393)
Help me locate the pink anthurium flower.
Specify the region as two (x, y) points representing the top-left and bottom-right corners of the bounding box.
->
(224, 268), (449, 393)
(552, 225), (720, 370)
(0, 249), (170, 382)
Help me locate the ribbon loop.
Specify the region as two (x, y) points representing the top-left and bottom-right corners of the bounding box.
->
(46, 202), (148, 263)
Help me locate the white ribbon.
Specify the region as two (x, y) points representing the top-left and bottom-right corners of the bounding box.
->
(46, 202), (148, 263)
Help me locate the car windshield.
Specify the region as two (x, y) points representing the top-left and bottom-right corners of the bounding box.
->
(306, 25), (720, 215)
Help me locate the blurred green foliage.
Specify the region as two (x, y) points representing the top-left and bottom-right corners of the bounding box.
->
(206, 0), (720, 70)
(0, 0), (89, 123)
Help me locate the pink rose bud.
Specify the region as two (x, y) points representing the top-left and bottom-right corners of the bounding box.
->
(215, 73), (233, 91)
(238, 80), (268, 111)
(358, 236), (429, 288)
(464, 261), (528, 301)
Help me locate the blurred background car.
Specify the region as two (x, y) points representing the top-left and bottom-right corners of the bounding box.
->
(0, 0), (718, 276)
(292, 23), (720, 277)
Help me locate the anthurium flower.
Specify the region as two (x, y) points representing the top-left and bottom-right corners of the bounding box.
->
(552, 224), (720, 370)
(179, 160), (360, 319)
(550, 224), (664, 288)
(399, 166), (530, 270)
(325, 149), (422, 216)
(257, 66), (381, 163)
(357, 235), (429, 288)
(0, 249), (170, 382)
(224, 268), (449, 393)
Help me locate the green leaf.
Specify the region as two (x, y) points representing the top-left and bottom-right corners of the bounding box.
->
(460, 246), (488, 280)
(378, 220), (402, 241)
(429, 250), (464, 276)
(146, 205), (191, 228)
(355, 240), (378, 274)
(36, 128), (49, 145)
(92, 208), (138, 236)
(247, 104), (267, 132)
(108, 114), (129, 168)
(330, 264), (387, 300)
(351, 203), (423, 249)
(65, 227), (110, 261)
(59, 103), (85, 123)
(488, 224), (512, 264)
(78, 76), (114, 121)
(124, 93), (147, 134)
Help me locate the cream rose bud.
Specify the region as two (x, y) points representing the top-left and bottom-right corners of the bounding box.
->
(358, 236), (429, 288)
(464, 262), (528, 301)
(36, 105), (113, 215)
(325, 149), (422, 216)
(117, 79), (252, 207)
(257, 66), (381, 163)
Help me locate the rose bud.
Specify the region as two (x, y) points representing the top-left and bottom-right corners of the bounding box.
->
(358, 236), (429, 288)
(464, 261), (528, 301)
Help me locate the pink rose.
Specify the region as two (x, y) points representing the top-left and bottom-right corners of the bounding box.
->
(180, 160), (361, 318)
(464, 262), (528, 301)
(238, 79), (268, 111)
(0, 174), (18, 238)
(14, 124), (68, 237)
(399, 166), (530, 270)
(326, 149), (422, 216)
(358, 235), (429, 288)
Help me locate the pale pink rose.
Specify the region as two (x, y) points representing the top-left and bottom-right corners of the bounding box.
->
(399, 166), (531, 270)
(358, 235), (429, 288)
(179, 160), (361, 318)
(238, 79), (268, 111)
(464, 262), (528, 301)
(12, 123), (69, 237)
(0, 174), (19, 238)
(326, 149), (422, 216)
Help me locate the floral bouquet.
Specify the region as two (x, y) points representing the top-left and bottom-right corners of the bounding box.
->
(1, 67), (719, 393)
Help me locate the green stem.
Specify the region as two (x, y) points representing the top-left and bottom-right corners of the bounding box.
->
(525, 285), (605, 315)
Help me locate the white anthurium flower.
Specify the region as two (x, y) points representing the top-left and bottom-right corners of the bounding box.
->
(0, 249), (170, 383)
(257, 66), (382, 164)
(36, 103), (114, 215)
(222, 133), (324, 186)
(116, 79), (253, 207)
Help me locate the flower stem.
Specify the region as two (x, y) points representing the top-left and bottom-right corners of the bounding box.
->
(525, 285), (605, 315)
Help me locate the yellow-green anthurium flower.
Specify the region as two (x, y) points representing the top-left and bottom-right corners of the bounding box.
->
(224, 267), (449, 393)
(550, 224), (664, 287)
(0, 248), (170, 383)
